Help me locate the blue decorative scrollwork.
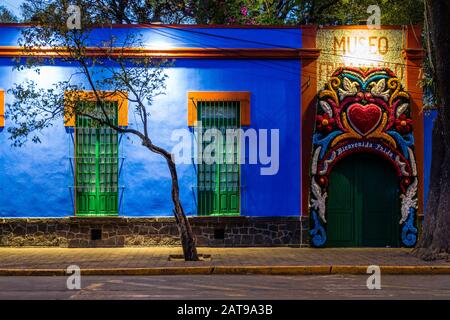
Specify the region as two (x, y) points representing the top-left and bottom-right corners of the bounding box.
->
(313, 131), (343, 158)
(387, 131), (414, 159)
(401, 207), (418, 247)
(344, 73), (389, 91)
(310, 210), (327, 247)
(311, 68), (417, 249)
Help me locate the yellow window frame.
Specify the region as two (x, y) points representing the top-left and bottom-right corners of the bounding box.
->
(187, 91), (250, 127)
(64, 90), (128, 127)
(0, 90), (4, 127)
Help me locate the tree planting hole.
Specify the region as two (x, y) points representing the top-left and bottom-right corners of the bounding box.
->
(91, 229), (102, 241)
(214, 228), (225, 240)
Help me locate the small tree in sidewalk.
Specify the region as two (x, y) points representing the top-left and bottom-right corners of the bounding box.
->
(7, 2), (198, 260)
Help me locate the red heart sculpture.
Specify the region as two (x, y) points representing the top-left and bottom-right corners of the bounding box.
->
(347, 103), (382, 136)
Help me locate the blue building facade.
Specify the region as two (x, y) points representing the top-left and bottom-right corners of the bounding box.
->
(0, 24), (430, 247)
(0, 25), (302, 218)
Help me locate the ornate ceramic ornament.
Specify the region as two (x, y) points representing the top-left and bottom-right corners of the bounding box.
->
(309, 67), (418, 247)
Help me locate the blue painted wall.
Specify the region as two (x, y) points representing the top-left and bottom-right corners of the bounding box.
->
(0, 26), (301, 217)
(0, 26), (301, 49)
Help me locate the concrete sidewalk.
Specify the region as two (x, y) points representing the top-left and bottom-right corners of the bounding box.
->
(0, 247), (448, 275)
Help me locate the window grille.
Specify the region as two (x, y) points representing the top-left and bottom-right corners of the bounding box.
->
(74, 101), (119, 216)
(197, 100), (240, 216)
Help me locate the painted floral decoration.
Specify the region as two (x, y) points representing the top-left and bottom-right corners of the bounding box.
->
(310, 67), (418, 248)
(395, 114), (413, 134)
(315, 114), (335, 133)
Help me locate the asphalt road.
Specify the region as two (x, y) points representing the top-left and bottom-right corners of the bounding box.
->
(0, 275), (449, 300)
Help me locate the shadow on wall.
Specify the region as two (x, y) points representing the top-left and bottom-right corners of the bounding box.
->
(302, 95), (317, 214)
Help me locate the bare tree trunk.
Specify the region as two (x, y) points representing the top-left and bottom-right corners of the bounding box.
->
(414, 119), (450, 259)
(165, 155), (199, 261)
(142, 138), (199, 261)
(413, 0), (450, 260)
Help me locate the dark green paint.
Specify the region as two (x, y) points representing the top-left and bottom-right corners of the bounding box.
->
(197, 101), (240, 216)
(327, 153), (400, 247)
(75, 101), (119, 217)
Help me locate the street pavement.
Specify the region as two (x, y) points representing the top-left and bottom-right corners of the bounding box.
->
(0, 275), (449, 299)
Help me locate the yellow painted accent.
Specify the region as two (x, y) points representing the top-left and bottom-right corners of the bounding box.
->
(332, 112), (397, 148)
(331, 112), (361, 147)
(0, 90), (4, 127)
(331, 132), (358, 147)
(388, 78), (409, 107)
(187, 91), (251, 126)
(367, 113), (397, 148)
(64, 90), (128, 127)
(319, 77), (340, 106)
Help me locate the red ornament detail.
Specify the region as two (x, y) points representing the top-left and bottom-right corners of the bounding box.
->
(401, 177), (411, 190)
(316, 114), (335, 134)
(347, 103), (383, 136)
(395, 114), (413, 134)
(318, 176), (328, 187)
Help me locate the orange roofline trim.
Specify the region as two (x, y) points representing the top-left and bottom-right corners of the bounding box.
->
(0, 46), (318, 59)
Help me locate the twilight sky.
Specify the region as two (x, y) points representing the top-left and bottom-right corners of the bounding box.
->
(2, 0), (25, 18)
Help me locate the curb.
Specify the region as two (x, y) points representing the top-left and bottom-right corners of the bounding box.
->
(0, 265), (450, 276)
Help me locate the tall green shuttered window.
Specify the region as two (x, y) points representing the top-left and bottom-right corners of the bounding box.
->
(197, 101), (241, 216)
(75, 101), (119, 216)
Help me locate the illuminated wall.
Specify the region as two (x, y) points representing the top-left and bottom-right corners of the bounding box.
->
(302, 26), (425, 218)
(0, 25), (302, 218)
(316, 27), (406, 90)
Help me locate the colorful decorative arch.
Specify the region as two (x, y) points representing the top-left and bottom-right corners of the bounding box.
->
(309, 67), (418, 248)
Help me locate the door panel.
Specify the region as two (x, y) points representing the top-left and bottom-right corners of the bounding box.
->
(76, 120), (98, 216)
(197, 101), (240, 216)
(75, 101), (118, 217)
(361, 154), (399, 247)
(327, 158), (357, 246)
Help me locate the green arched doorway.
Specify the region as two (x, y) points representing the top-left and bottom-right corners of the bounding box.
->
(327, 153), (400, 247)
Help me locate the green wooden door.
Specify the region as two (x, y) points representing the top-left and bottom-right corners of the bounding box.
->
(327, 157), (358, 246)
(197, 101), (240, 216)
(75, 101), (119, 216)
(327, 153), (399, 247)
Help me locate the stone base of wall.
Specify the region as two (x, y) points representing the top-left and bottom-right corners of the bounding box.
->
(0, 216), (309, 247)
